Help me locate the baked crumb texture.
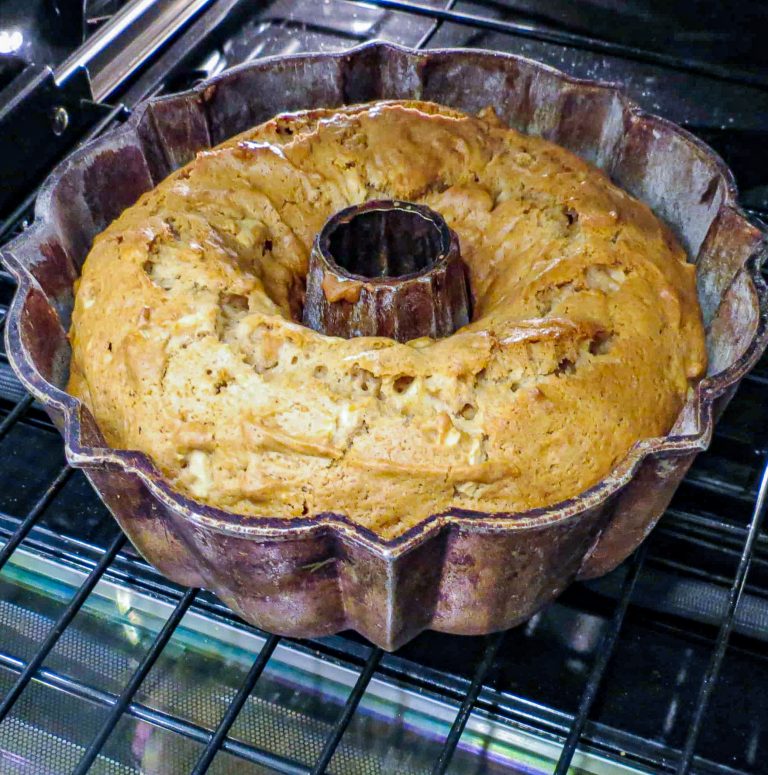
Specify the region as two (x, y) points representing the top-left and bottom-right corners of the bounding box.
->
(67, 101), (707, 538)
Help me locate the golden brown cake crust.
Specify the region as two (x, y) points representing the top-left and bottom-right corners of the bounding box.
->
(67, 100), (706, 538)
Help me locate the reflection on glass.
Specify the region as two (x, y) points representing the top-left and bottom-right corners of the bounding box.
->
(0, 30), (23, 54)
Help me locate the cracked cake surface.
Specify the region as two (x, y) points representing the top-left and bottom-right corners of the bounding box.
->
(67, 100), (707, 538)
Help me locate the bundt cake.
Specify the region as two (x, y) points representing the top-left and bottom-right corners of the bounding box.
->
(67, 100), (706, 538)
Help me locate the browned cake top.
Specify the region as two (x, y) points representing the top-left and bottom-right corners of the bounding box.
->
(67, 101), (706, 538)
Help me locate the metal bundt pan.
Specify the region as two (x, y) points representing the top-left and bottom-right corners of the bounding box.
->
(4, 42), (767, 650)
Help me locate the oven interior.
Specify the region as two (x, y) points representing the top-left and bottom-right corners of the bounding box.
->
(0, 2), (767, 773)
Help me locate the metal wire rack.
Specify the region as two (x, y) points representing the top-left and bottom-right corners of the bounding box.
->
(0, 1), (767, 773)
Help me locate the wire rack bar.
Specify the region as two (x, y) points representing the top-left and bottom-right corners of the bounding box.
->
(0, 464), (72, 573)
(0, 531), (127, 724)
(675, 456), (768, 774)
(414, 0), (456, 49)
(72, 587), (199, 774)
(0, 395), (34, 443)
(191, 632), (281, 775)
(349, 0), (768, 88)
(0, 642), (310, 774)
(554, 543), (649, 775)
(310, 646), (383, 774)
(746, 371), (768, 389)
(431, 630), (505, 774)
(0, 187), (43, 243)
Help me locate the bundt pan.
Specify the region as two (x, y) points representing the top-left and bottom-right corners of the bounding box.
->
(4, 42), (767, 650)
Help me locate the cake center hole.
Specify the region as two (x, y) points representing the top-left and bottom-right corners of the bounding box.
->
(327, 202), (448, 279)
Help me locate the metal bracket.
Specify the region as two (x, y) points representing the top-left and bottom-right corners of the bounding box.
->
(0, 64), (110, 217)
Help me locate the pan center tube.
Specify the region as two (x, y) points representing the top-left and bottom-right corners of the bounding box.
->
(302, 200), (472, 342)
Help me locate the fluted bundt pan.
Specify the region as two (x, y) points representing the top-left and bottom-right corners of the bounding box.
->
(4, 42), (767, 650)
